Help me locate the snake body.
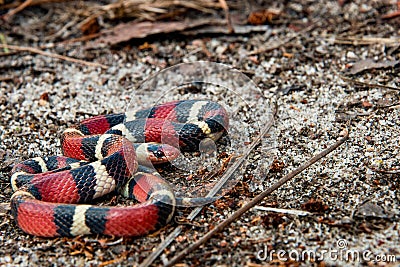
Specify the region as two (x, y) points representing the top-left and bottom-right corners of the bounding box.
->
(10, 100), (229, 237)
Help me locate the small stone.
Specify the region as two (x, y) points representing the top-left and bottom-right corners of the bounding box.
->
(354, 202), (387, 219)
(346, 51), (358, 59)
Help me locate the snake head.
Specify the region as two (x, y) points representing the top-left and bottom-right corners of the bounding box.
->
(148, 143), (180, 163)
(135, 143), (180, 165)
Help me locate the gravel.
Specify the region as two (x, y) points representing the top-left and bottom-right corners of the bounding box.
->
(0, 0), (399, 266)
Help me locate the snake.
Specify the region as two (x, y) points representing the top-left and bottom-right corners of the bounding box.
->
(10, 100), (229, 237)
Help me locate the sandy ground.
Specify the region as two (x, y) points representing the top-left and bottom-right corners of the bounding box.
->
(0, 0), (399, 266)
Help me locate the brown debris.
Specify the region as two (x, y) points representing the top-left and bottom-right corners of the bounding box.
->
(80, 17), (100, 35)
(99, 251), (129, 267)
(261, 213), (285, 229)
(68, 237), (94, 259)
(38, 91), (49, 106)
(269, 159), (285, 173)
(358, 223), (373, 234)
(361, 100), (373, 108)
(301, 198), (329, 213)
(248, 8), (281, 25)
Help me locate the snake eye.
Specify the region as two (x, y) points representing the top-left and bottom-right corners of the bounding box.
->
(154, 149), (165, 158)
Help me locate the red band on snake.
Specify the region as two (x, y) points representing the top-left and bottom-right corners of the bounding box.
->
(10, 100), (229, 237)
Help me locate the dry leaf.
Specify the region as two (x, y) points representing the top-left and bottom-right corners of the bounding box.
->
(94, 18), (222, 45)
(91, 18), (269, 46)
(349, 59), (399, 75)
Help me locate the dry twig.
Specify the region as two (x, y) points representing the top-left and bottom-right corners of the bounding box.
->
(1, 0), (69, 20)
(2, 0), (33, 21)
(164, 129), (349, 267)
(381, 1), (400, 19)
(253, 206), (312, 216)
(218, 0), (233, 33)
(0, 44), (108, 69)
(340, 75), (400, 91)
(333, 36), (400, 46)
(365, 162), (400, 175)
